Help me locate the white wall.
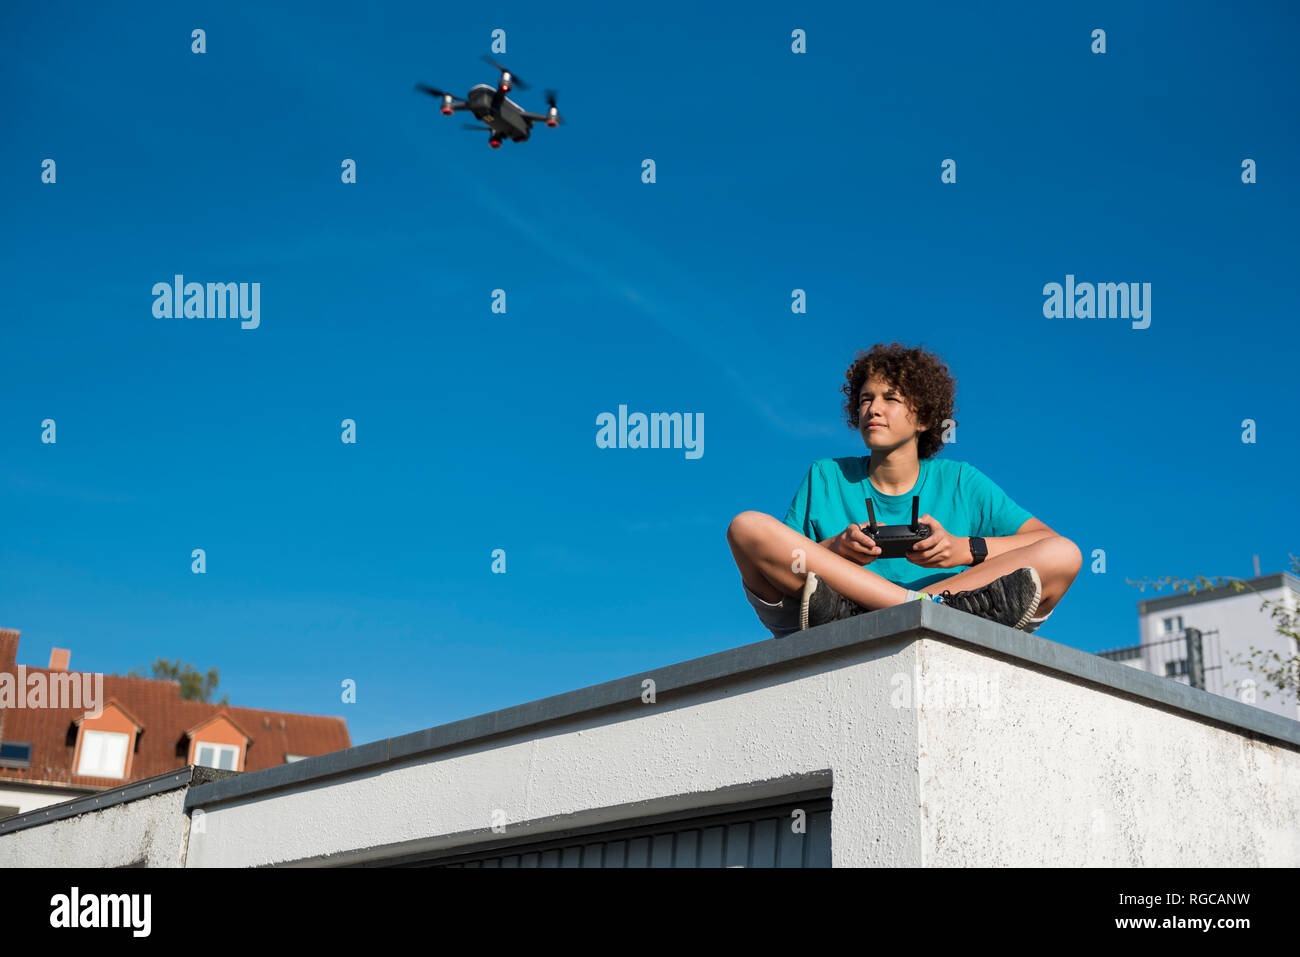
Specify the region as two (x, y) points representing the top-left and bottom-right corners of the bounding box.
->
(0, 788), (190, 868)
(916, 638), (1300, 865)
(184, 637), (921, 867)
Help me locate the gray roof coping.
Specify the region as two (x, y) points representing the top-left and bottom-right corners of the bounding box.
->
(180, 601), (1300, 813)
(1136, 572), (1300, 614)
(0, 765), (236, 836)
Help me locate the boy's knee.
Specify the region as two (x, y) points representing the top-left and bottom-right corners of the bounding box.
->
(1049, 536), (1083, 577)
(726, 511), (771, 550)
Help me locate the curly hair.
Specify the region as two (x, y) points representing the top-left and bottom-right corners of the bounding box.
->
(841, 342), (957, 459)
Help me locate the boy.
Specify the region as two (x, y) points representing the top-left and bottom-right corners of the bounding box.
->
(726, 342), (1082, 637)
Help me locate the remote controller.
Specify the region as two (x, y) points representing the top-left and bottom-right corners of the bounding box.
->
(860, 495), (932, 559)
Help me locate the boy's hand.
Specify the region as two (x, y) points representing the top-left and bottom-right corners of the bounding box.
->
(906, 515), (971, 568)
(829, 524), (882, 565)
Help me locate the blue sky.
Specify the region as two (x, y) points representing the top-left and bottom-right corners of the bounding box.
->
(2, 0), (1297, 748)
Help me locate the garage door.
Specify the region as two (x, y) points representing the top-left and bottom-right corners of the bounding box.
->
(398, 792), (832, 868)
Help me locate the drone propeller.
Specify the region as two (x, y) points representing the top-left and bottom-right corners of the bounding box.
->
(479, 54), (529, 90)
(414, 83), (455, 99)
(543, 89), (566, 126)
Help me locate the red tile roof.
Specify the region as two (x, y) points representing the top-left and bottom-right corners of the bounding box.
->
(0, 629), (350, 790)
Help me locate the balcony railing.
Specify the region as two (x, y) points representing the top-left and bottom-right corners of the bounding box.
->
(1098, 627), (1225, 697)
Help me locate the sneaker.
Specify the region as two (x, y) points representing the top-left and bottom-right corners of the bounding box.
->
(800, 571), (871, 631)
(937, 567), (1042, 630)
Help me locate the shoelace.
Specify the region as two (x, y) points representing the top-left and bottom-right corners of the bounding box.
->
(940, 580), (997, 615)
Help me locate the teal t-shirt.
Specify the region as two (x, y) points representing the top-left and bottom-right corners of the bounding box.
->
(782, 456), (1034, 591)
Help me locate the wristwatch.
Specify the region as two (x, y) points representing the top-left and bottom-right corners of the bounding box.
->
(968, 537), (988, 566)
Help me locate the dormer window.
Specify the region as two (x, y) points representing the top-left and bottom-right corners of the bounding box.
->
(195, 742), (240, 771)
(183, 712), (251, 773)
(72, 699), (142, 780)
(77, 730), (130, 778)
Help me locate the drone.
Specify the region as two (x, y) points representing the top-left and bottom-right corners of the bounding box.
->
(415, 55), (565, 149)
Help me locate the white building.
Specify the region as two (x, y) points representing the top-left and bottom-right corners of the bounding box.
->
(1102, 572), (1299, 721)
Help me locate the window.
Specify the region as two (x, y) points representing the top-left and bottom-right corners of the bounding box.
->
(195, 742), (240, 771)
(0, 741), (32, 768)
(1165, 660), (1188, 677)
(1162, 616), (1184, 634)
(77, 730), (130, 778)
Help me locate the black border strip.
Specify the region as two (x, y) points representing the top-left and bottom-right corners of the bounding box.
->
(0, 765), (236, 836)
